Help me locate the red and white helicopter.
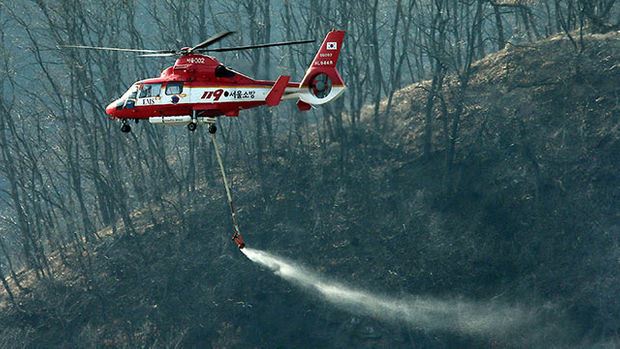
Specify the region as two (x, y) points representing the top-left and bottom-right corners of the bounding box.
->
(65, 30), (345, 133)
(65, 30), (345, 249)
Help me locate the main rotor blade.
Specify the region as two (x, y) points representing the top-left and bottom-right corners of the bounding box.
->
(60, 44), (173, 54)
(203, 39), (315, 52)
(139, 53), (178, 57)
(190, 31), (235, 52)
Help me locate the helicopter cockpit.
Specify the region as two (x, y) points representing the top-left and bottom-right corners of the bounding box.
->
(115, 84), (139, 110)
(115, 82), (165, 110)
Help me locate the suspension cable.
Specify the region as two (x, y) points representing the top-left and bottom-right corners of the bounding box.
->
(210, 131), (244, 248)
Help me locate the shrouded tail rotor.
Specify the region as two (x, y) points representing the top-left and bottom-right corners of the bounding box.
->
(297, 30), (346, 107)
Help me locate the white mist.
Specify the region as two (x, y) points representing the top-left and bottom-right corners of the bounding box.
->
(241, 248), (534, 338)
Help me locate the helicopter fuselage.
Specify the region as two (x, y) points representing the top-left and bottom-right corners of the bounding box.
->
(104, 30), (346, 130)
(105, 54), (308, 119)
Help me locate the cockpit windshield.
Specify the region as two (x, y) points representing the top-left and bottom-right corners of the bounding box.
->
(121, 84), (139, 100)
(116, 84), (139, 110)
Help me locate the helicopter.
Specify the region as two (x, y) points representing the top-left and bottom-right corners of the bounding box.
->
(64, 30), (345, 133)
(64, 30), (345, 250)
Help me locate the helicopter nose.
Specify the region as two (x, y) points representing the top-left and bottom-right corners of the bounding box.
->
(106, 101), (118, 117)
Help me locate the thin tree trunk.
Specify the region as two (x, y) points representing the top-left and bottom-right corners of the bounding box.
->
(493, 5), (506, 50)
(0, 267), (15, 306)
(0, 237), (26, 292)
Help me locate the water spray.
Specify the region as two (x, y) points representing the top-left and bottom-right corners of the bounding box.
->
(241, 247), (536, 339)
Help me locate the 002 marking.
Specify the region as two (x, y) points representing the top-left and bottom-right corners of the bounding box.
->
(187, 58), (205, 64)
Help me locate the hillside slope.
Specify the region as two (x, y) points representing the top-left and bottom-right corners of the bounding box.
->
(1, 32), (619, 348)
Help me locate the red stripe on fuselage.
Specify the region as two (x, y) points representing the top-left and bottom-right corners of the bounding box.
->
(108, 100), (267, 119)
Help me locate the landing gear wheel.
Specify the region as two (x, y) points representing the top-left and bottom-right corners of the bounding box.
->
(121, 123), (131, 133)
(187, 122), (197, 132)
(208, 124), (217, 134)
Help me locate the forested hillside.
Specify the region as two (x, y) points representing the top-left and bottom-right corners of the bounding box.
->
(0, 1), (618, 348)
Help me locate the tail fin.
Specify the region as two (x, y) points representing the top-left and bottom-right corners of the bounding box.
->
(297, 30), (346, 107)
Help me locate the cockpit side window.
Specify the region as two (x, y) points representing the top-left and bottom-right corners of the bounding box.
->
(215, 65), (236, 78)
(139, 84), (162, 98)
(165, 82), (183, 95)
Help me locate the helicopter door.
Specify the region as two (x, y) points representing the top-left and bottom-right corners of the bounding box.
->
(138, 83), (162, 106)
(165, 82), (184, 105)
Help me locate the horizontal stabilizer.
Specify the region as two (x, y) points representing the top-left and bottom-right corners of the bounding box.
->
(266, 75), (290, 106)
(297, 100), (312, 111)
